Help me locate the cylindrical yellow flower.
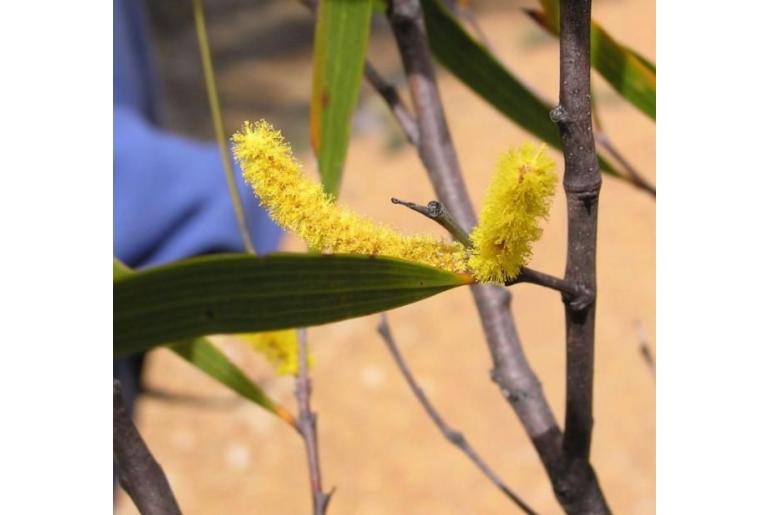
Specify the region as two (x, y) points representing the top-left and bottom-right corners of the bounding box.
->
(232, 120), (468, 273)
(468, 144), (557, 284)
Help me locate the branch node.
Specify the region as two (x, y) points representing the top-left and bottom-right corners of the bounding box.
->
(563, 284), (594, 312)
(549, 104), (570, 125)
(446, 430), (465, 446)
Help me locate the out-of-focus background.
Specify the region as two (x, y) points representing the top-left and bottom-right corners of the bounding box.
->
(116, 0), (654, 513)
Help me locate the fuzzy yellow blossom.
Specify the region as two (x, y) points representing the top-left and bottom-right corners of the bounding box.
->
(232, 121), (468, 273)
(240, 329), (309, 376)
(468, 144), (557, 284)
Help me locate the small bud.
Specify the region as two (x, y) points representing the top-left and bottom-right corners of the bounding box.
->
(549, 104), (568, 124)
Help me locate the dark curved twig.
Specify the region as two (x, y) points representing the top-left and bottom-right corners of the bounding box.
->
(114, 380), (182, 515)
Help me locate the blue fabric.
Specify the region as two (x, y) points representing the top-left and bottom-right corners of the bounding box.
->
(113, 107), (282, 267)
(113, 0), (282, 269)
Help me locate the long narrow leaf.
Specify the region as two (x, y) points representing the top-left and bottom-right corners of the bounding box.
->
(170, 338), (294, 424)
(114, 253), (471, 357)
(310, 0), (374, 197)
(420, 0), (621, 177)
(114, 259), (293, 424)
(528, 0), (655, 119)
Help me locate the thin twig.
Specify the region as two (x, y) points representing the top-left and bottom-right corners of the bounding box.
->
(294, 329), (332, 515)
(635, 320), (656, 378)
(364, 63), (420, 146)
(445, 0), (496, 53)
(390, 197), (470, 246)
(508, 268), (593, 309)
(192, 0), (256, 254)
(114, 380), (182, 515)
(385, 0), (570, 509)
(377, 315), (538, 514)
(390, 196), (588, 303)
(550, 0), (611, 511)
(591, 89), (656, 197)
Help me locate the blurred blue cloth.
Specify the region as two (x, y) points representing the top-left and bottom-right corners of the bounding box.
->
(113, 107), (282, 266)
(113, 0), (281, 269)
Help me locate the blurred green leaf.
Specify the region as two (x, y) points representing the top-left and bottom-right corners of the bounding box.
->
(528, 0), (656, 119)
(114, 259), (292, 424)
(169, 338), (294, 423)
(310, 0), (374, 197)
(114, 253), (471, 357)
(420, 0), (621, 177)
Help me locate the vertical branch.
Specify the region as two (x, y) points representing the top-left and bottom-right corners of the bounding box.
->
(114, 380), (182, 515)
(377, 315), (538, 514)
(294, 329), (332, 515)
(551, 0), (610, 512)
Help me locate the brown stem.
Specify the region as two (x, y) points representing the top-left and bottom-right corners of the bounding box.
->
(113, 380), (182, 515)
(377, 315), (538, 514)
(385, 0), (570, 508)
(294, 329), (332, 515)
(550, 0), (610, 512)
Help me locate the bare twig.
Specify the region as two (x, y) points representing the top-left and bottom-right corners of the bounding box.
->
(635, 320), (656, 378)
(377, 315), (538, 514)
(294, 329), (332, 515)
(507, 268), (592, 310)
(364, 63), (420, 146)
(591, 90), (656, 197)
(114, 380), (182, 515)
(385, 0), (570, 508)
(550, 0), (611, 511)
(390, 196), (589, 304)
(445, 0), (496, 53)
(390, 197), (470, 246)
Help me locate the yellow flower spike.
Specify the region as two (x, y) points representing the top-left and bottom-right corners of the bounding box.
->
(240, 329), (308, 376)
(468, 143), (558, 284)
(232, 120), (468, 273)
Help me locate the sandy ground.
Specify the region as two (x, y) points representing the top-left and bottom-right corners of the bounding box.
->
(117, 1), (655, 513)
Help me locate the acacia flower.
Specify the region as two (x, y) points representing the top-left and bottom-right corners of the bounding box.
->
(240, 329), (308, 376)
(232, 120), (557, 285)
(468, 143), (558, 284)
(232, 120), (468, 273)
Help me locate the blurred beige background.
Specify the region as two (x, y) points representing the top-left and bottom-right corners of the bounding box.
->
(116, 0), (655, 513)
